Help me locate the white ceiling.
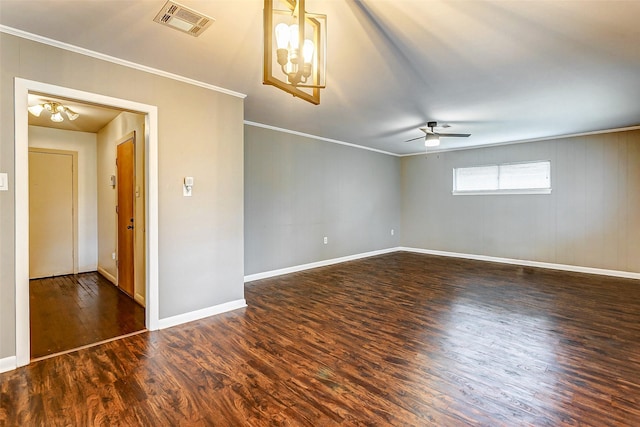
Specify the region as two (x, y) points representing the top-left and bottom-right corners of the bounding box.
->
(2, 0), (640, 154)
(27, 94), (123, 133)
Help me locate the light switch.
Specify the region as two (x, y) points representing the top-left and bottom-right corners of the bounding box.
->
(183, 176), (193, 197)
(0, 173), (7, 191)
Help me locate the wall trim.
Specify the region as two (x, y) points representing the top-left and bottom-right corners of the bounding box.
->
(400, 247), (640, 280)
(244, 121), (399, 157)
(134, 293), (146, 307)
(245, 246), (640, 282)
(14, 78), (160, 368)
(158, 299), (247, 330)
(400, 125), (640, 157)
(0, 25), (246, 100)
(244, 247), (400, 282)
(0, 356), (17, 374)
(97, 267), (117, 285)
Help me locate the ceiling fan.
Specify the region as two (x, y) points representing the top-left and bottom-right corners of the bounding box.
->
(405, 121), (470, 147)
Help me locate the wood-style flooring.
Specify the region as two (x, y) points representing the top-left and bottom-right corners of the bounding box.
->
(29, 272), (146, 359)
(2, 252), (640, 425)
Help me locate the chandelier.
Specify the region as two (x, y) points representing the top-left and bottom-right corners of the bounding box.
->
(28, 101), (79, 122)
(263, 0), (326, 105)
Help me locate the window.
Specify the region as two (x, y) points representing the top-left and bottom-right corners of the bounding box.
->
(453, 161), (551, 195)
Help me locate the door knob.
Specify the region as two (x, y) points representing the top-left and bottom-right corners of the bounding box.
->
(127, 225), (134, 230)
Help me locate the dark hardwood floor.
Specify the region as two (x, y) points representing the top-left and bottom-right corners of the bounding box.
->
(29, 272), (146, 359)
(3, 252), (640, 425)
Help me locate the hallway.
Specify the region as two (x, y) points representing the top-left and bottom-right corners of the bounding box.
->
(30, 272), (145, 359)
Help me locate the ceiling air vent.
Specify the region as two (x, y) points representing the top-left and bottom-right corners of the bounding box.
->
(153, 1), (214, 37)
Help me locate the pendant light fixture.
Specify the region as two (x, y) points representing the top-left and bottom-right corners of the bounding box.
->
(28, 101), (79, 122)
(263, 0), (326, 105)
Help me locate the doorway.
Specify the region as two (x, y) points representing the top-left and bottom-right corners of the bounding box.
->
(27, 119), (145, 359)
(26, 104), (145, 360)
(15, 78), (160, 367)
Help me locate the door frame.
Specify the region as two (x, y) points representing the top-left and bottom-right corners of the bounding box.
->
(28, 147), (79, 277)
(14, 78), (159, 367)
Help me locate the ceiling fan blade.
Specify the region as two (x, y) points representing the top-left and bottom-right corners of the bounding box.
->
(436, 132), (471, 138)
(404, 136), (425, 142)
(418, 127), (435, 134)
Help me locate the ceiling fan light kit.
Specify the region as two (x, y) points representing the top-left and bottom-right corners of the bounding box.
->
(405, 121), (471, 151)
(263, 0), (327, 105)
(425, 133), (440, 147)
(28, 101), (80, 123)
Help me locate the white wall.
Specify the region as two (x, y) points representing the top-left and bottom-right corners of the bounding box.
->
(401, 129), (640, 273)
(28, 125), (97, 272)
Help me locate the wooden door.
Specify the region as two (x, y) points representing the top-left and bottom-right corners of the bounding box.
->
(117, 138), (135, 297)
(29, 149), (77, 279)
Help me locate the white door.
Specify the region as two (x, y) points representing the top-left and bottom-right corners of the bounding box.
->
(29, 149), (77, 278)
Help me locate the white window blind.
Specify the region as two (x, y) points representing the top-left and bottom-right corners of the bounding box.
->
(453, 161), (551, 195)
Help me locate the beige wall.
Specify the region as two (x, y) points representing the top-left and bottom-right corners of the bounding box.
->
(28, 126), (98, 273)
(0, 33), (245, 359)
(97, 112), (146, 304)
(401, 129), (640, 273)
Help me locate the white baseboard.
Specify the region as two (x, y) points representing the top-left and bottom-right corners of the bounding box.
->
(158, 299), (247, 330)
(0, 356), (17, 373)
(134, 293), (146, 307)
(244, 247), (400, 282)
(400, 247), (640, 280)
(244, 246), (639, 282)
(97, 267), (145, 306)
(97, 267), (116, 285)
(78, 266), (98, 274)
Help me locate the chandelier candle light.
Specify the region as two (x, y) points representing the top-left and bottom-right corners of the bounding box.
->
(264, 0), (326, 104)
(28, 101), (79, 122)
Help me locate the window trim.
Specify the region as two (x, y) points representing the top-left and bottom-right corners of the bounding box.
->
(452, 160), (552, 196)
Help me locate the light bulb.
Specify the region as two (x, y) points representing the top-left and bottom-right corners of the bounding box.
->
(289, 24), (300, 49)
(425, 134), (440, 147)
(28, 104), (44, 117)
(65, 108), (79, 121)
(275, 23), (290, 49)
(285, 61), (295, 74)
(303, 39), (314, 63)
(50, 112), (64, 122)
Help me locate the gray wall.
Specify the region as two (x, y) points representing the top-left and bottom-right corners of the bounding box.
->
(0, 33), (245, 359)
(245, 125), (401, 275)
(401, 129), (640, 273)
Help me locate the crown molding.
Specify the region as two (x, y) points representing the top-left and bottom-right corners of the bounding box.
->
(0, 25), (247, 99)
(400, 125), (640, 157)
(244, 121), (399, 157)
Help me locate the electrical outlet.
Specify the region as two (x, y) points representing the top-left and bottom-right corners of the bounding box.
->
(323, 236), (328, 244)
(391, 229), (395, 236)
(111, 252), (116, 260)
